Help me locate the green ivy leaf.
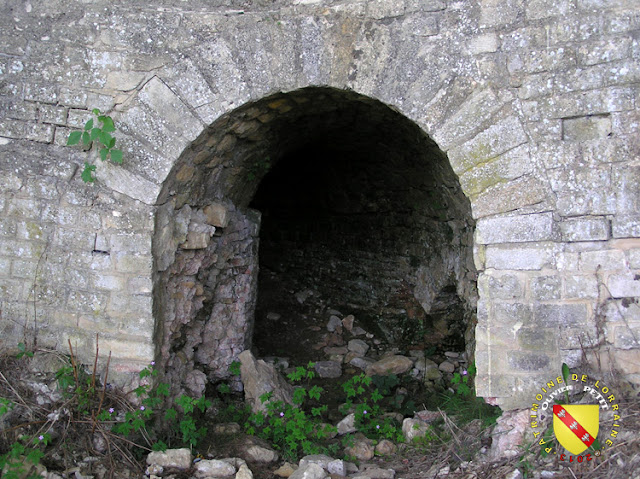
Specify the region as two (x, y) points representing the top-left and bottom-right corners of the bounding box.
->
(84, 119), (94, 131)
(82, 131), (91, 146)
(92, 108), (101, 116)
(155, 382), (170, 397)
(165, 408), (178, 421)
(67, 131), (82, 146)
(99, 131), (113, 147)
(26, 449), (44, 465)
(108, 137), (116, 149)
(152, 441), (168, 452)
(81, 163), (96, 183)
(100, 148), (108, 162)
(90, 127), (101, 141)
(132, 417), (145, 431)
(101, 116), (116, 133)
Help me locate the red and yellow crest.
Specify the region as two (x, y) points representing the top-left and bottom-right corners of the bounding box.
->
(553, 405), (599, 455)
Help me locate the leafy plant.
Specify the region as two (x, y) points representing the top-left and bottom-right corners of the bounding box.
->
(244, 391), (335, 461)
(67, 108), (123, 183)
(450, 362), (476, 397)
(0, 397), (13, 416)
(229, 360), (241, 377)
(341, 373), (404, 442)
(16, 342), (34, 359)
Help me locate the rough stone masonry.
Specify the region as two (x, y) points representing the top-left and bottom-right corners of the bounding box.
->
(0, 0), (639, 410)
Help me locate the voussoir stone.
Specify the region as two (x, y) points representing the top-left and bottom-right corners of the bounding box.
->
(366, 355), (413, 376)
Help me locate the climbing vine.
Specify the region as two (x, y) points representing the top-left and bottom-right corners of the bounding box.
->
(66, 109), (123, 183)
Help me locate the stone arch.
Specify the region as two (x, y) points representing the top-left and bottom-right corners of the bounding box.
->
(151, 86), (478, 395)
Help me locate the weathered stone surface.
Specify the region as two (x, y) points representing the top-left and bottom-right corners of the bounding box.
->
(299, 455), (334, 471)
(366, 355), (414, 376)
(402, 418), (430, 443)
(242, 444), (278, 463)
(204, 203), (230, 228)
(289, 463), (327, 479)
(194, 459), (236, 478)
(347, 339), (370, 357)
(337, 413), (357, 435)
(342, 315), (355, 331)
(327, 459), (347, 476)
(239, 350), (294, 414)
(344, 435), (375, 461)
(489, 410), (530, 460)
(349, 357), (376, 371)
(327, 315), (343, 332)
(358, 467), (395, 479)
(314, 361), (342, 379)
(559, 217), (609, 241)
(374, 439), (398, 456)
(274, 463), (297, 478)
(475, 213), (555, 244)
(236, 464), (253, 479)
(147, 449), (192, 470)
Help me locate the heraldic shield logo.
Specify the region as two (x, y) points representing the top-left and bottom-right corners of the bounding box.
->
(553, 405), (600, 455)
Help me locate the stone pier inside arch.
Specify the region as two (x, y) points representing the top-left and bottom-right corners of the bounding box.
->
(153, 87), (477, 394)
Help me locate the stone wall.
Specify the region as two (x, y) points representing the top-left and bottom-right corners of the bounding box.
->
(0, 0), (638, 408)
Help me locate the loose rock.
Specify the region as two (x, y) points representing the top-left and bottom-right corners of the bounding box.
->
(314, 361), (342, 379)
(299, 454), (334, 470)
(359, 466), (395, 479)
(274, 463), (297, 477)
(327, 315), (343, 332)
(438, 361), (455, 373)
(239, 350), (294, 413)
(194, 459), (236, 478)
(289, 463), (328, 479)
(342, 315), (355, 331)
(402, 418), (430, 443)
(242, 444), (278, 463)
(366, 355), (413, 376)
(344, 435), (374, 461)
(374, 439), (397, 456)
(414, 410), (441, 423)
(347, 339), (369, 357)
(489, 410), (530, 460)
(236, 464), (253, 479)
(327, 459), (347, 476)
(337, 413), (357, 435)
(147, 448), (192, 470)
(349, 357), (376, 371)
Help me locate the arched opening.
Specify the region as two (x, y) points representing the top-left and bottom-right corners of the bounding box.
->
(152, 87), (477, 395)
